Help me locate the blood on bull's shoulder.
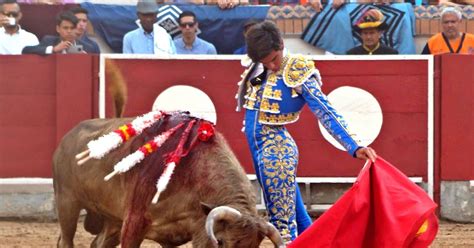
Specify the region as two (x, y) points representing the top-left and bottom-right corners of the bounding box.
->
(53, 112), (284, 248)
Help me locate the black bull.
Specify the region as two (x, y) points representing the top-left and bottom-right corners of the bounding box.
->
(53, 114), (284, 248)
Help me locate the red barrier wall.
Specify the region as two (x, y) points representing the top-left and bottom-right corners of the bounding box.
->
(439, 54), (474, 180)
(0, 55), (98, 178)
(7, 55), (473, 183)
(104, 57), (430, 178)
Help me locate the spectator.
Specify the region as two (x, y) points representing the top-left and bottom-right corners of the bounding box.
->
(22, 11), (85, 55)
(305, 0), (324, 12)
(0, 0), (38, 55)
(123, 0), (176, 55)
(217, 0), (239, 10)
(303, 0), (404, 11)
(217, 0), (326, 11)
(422, 7), (474, 55)
(346, 9), (398, 55)
(174, 11), (216, 55)
(233, 19), (258, 55)
(69, 6), (100, 54)
(16, 0), (75, 3)
(438, 0), (473, 6)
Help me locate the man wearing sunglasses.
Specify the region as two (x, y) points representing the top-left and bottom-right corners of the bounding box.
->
(0, 0), (38, 55)
(174, 11), (217, 55)
(123, 0), (176, 55)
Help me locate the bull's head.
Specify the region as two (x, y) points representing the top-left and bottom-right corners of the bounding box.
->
(203, 205), (285, 248)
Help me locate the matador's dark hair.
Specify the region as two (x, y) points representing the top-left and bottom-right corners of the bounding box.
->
(245, 21), (283, 63)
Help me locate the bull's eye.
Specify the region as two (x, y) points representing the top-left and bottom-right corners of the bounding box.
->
(217, 240), (224, 246)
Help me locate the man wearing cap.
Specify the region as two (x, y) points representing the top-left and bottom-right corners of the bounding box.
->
(422, 7), (474, 55)
(122, 0), (176, 55)
(346, 9), (398, 55)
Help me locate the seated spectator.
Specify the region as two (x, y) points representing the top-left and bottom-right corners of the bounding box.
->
(422, 7), (474, 55)
(301, 0), (404, 13)
(217, 0), (239, 9)
(346, 9), (398, 55)
(174, 11), (217, 55)
(233, 19), (258, 55)
(22, 11), (85, 55)
(123, 0), (176, 55)
(16, 0), (75, 3)
(69, 7), (100, 54)
(0, 0), (38, 55)
(438, 0), (473, 6)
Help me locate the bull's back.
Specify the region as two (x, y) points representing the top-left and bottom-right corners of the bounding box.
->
(53, 118), (132, 173)
(53, 118), (133, 217)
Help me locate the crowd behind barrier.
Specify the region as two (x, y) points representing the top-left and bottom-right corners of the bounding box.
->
(82, 3), (269, 53)
(1, 0), (474, 55)
(11, 0), (474, 5)
(11, 0), (474, 6)
(0, 0), (474, 54)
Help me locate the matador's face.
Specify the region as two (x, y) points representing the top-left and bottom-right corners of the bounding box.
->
(260, 49), (283, 72)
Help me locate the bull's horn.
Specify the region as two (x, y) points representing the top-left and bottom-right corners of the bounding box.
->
(263, 222), (286, 248)
(205, 206), (242, 247)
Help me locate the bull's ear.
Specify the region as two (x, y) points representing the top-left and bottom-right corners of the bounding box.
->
(200, 202), (216, 215)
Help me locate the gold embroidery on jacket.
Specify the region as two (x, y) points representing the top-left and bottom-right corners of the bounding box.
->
(258, 112), (300, 125)
(283, 55), (315, 88)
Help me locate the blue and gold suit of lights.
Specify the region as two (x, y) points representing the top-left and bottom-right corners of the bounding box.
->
(238, 54), (361, 240)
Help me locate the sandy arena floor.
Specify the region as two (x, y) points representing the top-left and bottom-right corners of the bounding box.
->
(0, 219), (473, 247)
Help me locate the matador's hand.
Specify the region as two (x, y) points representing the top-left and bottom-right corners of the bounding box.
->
(355, 147), (377, 163)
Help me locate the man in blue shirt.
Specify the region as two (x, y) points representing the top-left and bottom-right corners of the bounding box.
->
(174, 11), (217, 55)
(122, 0), (176, 55)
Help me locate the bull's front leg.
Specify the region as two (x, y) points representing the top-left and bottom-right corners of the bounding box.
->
(56, 193), (82, 248)
(192, 230), (215, 248)
(90, 219), (121, 248)
(123, 239), (145, 248)
(159, 245), (179, 248)
(120, 214), (148, 248)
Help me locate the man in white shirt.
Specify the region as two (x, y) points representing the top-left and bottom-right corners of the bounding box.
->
(122, 0), (176, 55)
(0, 0), (39, 55)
